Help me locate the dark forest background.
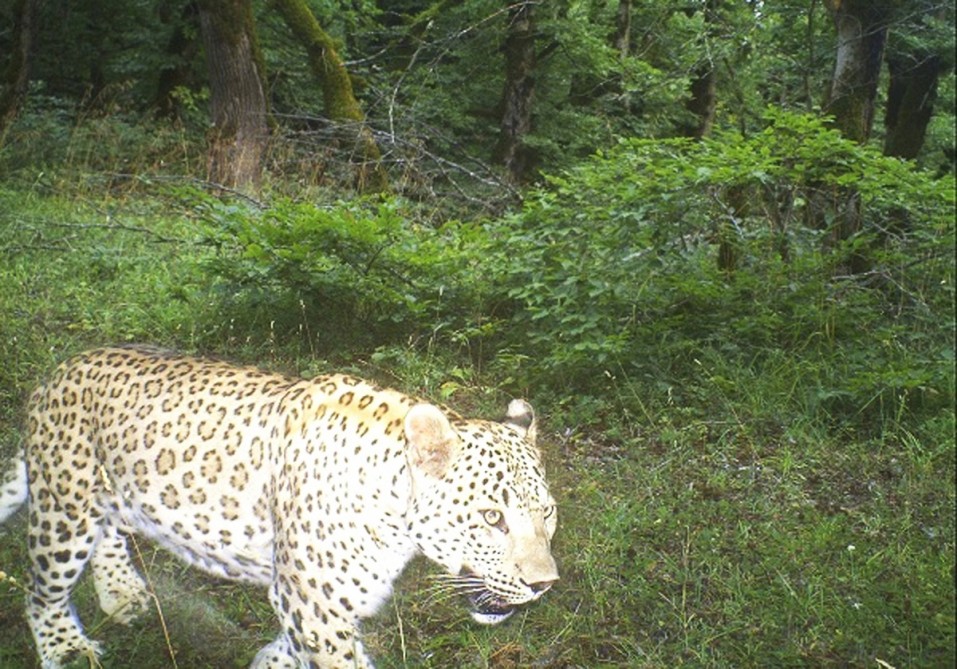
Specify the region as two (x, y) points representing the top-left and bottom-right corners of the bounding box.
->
(0, 1), (954, 668)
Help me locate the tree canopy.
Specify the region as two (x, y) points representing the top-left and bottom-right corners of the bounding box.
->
(1, 0), (953, 194)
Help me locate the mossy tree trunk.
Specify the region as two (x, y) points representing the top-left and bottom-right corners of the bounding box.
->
(683, 65), (717, 139)
(680, 0), (720, 140)
(883, 53), (941, 160)
(197, 0), (268, 192)
(0, 0), (37, 141)
(822, 0), (890, 144)
(494, 0), (537, 184)
(271, 0), (388, 193)
(819, 0), (892, 273)
(614, 0), (632, 61)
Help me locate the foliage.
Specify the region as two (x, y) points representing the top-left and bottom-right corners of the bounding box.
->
(195, 194), (489, 354)
(486, 109), (954, 430)
(0, 93), (205, 185)
(191, 108), (954, 438)
(2, 0), (954, 190)
(0, 1), (954, 666)
(0, 163), (954, 668)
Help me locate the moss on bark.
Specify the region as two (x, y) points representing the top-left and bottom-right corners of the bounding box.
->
(272, 0), (388, 193)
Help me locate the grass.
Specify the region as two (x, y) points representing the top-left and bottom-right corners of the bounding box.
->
(0, 181), (954, 669)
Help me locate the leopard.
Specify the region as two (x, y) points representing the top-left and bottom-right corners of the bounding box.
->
(0, 345), (558, 669)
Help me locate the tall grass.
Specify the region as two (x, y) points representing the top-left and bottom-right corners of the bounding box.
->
(1, 110), (954, 667)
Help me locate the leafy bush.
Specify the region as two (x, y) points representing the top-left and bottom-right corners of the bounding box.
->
(0, 93), (204, 190)
(196, 195), (491, 355)
(487, 109), (954, 429)
(196, 109), (953, 432)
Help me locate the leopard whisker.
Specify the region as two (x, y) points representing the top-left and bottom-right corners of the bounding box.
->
(421, 573), (490, 606)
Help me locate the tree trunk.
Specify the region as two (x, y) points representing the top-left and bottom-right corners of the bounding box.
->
(0, 0), (37, 140)
(272, 0), (388, 193)
(197, 0), (268, 191)
(494, 0), (537, 184)
(883, 53), (940, 160)
(679, 0), (719, 139)
(822, 0), (888, 143)
(818, 1), (891, 273)
(155, 1), (201, 120)
(614, 0), (632, 60)
(683, 67), (717, 139)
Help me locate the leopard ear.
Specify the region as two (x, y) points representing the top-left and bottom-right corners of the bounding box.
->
(404, 404), (461, 478)
(505, 399), (536, 444)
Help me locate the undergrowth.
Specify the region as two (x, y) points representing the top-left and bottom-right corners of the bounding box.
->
(0, 109), (954, 668)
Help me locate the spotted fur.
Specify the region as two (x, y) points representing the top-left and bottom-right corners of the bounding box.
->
(0, 346), (558, 669)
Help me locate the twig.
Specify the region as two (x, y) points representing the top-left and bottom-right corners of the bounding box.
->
(32, 220), (186, 244)
(96, 173), (266, 209)
(128, 535), (179, 669)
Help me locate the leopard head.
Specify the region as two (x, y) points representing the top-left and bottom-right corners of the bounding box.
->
(403, 400), (558, 624)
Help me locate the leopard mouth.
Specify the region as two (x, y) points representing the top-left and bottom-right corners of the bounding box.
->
(466, 589), (516, 625)
(459, 569), (516, 625)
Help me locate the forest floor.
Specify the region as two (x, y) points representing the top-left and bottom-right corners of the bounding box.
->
(0, 185), (953, 668)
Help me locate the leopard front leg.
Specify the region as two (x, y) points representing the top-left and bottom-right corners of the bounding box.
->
(24, 496), (102, 668)
(250, 634), (297, 669)
(251, 573), (375, 669)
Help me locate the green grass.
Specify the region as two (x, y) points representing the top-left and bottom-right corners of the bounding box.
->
(1, 184), (954, 668)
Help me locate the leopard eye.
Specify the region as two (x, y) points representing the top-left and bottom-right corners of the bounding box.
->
(482, 509), (503, 526)
(543, 505), (557, 520)
(480, 508), (509, 534)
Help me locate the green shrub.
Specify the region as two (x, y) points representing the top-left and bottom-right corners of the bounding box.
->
(196, 195), (492, 356)
(0, 93), (204, 190)
(487, 109), (954, 430)
(194, 109), (953, 433)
